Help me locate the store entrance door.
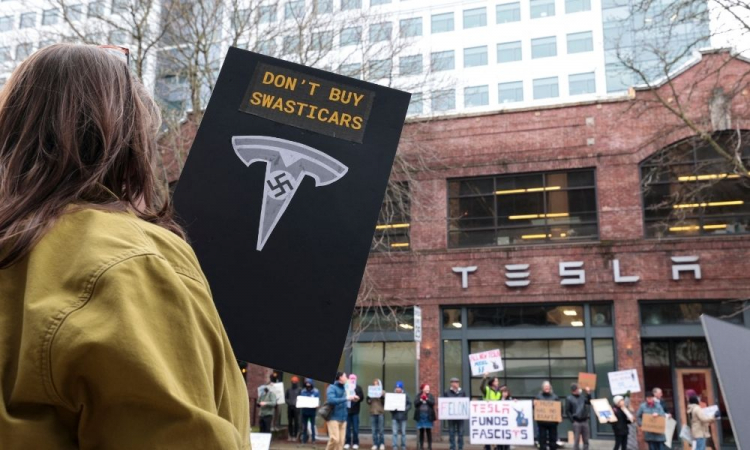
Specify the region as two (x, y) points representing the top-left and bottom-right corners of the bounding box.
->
(675, 369), (719, 450)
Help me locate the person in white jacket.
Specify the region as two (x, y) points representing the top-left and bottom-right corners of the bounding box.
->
(687, 396), (719, 450)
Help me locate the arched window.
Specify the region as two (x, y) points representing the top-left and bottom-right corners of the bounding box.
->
(641, 131), (750, 238)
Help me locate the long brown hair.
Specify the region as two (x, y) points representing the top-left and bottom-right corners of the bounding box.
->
(0, 44), (183, 268)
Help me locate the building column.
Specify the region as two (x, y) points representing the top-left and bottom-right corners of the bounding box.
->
(419, 303), (442, 436)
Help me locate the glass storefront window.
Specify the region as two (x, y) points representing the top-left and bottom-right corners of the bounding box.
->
(593, 339), (615, 433)
(468, 305), (585, 327)
(443, 340), (462, 392)
(675, 339), (710, 367)
(640, 301), (744, 326)
(591, 303), (613, 326)
(351, 307), (414, 332)
(442, 308), (462, 329)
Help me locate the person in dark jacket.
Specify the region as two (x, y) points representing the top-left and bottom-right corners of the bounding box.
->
(286, 376), (302, 441)
(535, 381), (560, 450)
(344, 374), (365, 449)
(443, 377), (467, 450)
(565, 383), (592, 450)
(327, 372), (360, 450)
(258, 382), (278, 433)
(300, 378), (320, 445)
(636, 391), (666, 450)
(391, 381), (412, 450)
(611, 395), (633, 450)
(414, 384), (436, 450)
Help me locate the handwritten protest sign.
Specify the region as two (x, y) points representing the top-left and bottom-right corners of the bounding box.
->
(664, 417), (677, 448)
(272, 382), (285, 405)
(296, 396), (320, 408)
(591, 398), (615, 424)
(642, 414), (666, 434)
(533, 400), (562, 423)
(251, 433), (272, 450)
(469, 401), (533, 446)
(368, 385), (383, 398)
(608, 369), (641, 395)
(469, 349), (504, 376)
(578, 372), (597, 391)
(438, 397), (470, 420)
(384, 393), (406, 411)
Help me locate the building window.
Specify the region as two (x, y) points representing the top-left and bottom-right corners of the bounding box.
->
(431, 12), (454, 33)
(641, 301), (745, 326)
(469, 305), (586, 328)
(257, 39), (276, 56)
(432, 89), (455, 111)
(407, 93), (423, 116)
(463, 7), (487, 29)
(42, 8), (59, 26)
(314, 0), (333, 14)
(341, 0), (362, 10)
(369, 22), (392, 42)
(430, 50), (454, 72)
(497, 41), (522, 63)
(282, 35), (300, 54)
(533, 76), (559, 99)
(569, 72), (596, 95)
(498, 81), (523, 103)
(311, 31), (333, 51)
(448, 169), (597, 247)
(370, 0), (391, 5)
(566, 0), (591, 13)
(15, 43), (33, 61)
(464, 85), (489, 108)
(496, 2), (521, 24)
(88, 2), (105, 18)
(19, 12), (36, 29)
(259, 5), (277, 23)
(0, 47), (10, 64)
(0, 16), (13, 32)
(285, 1), (305, 20)
(340, 63), (362, 79)
(399, 54), (422, 76)
(399, 17), (422, 38)
(373, 182), (411, 250)
(463, 46), (488, 68)
(530, 0), (555, 18)
(567, 31), (594, 54)
(65, 4), (84, 22)
(641, 131), (750, 238)
(340, 26), (362, 46)
(531, 36), (557, 59)
(368, 59), (392, 79)
(109, 30), (128, 45)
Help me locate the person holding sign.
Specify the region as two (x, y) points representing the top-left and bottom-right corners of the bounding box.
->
(535, 381), (561, 450)
(636, 390), (667, 450)
(414, 384), (436, 450)
(687, 396), (719, 450)
(326, 372), (360, 450)
(345, 374), (365, 449)
(565, 383), (592, 450)
(390, 381), (412, 450)
(480, 373), (512, 450)
(367, 379), (386, 450)
(300, 379), (320, 445)
(258, 383), (278, 433)
(611, 396), (634, 450)
(443, 377), (467, 450)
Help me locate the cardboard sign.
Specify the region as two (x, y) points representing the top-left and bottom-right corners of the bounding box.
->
(642, 414), (666, 434)
(368, 385), (383, 398)
(664, 417), (677, 449)
(384, 393), (407, 411)
(591, 398), (615, 424)
(173, 49), (411, 381)
(250, 433), (272, 450)
(469, 349), (504, 376)
(469, 401), (534, 446)
(438, 397), (470, 420)
(296, 396), (320, 408)
(533, 400), (562, 423)
(608, 369), (642, 395)
(578, 372), (597, 391)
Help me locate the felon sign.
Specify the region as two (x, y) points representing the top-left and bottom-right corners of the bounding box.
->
(533, 400), (562, 423)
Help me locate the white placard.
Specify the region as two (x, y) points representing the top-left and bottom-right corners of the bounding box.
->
(438, 397), (470, 420)
(607, 369), (642, 395)
(664, 417), (677, 449)
(368, 385), (383, 398)
(469, 400), (534, 446)
(296, 396), (320, 408)
(469, 349), (504, 376)
(250, 433), (272, 450)
(384, 393), (407, 411)
(702, 405), (719, 417)
(272, 382), (285, 405)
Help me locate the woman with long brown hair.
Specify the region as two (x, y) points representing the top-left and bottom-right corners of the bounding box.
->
(0, 44), (249, 449)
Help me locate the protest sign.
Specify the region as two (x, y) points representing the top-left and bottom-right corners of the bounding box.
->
(384, 393), (406, 411)
(272, 382), (285, 405)
(250, 433), (272, 450)
(368, 385), (383, 398)
(533, 400), (562, 423)
(664, 417), (677, 449)
(173, 49), (411, 381)
(438, 397), (470, 420)
(702, 405), (719, 417)
(578, 372), (597, 391)
(642, 415), (666, 434)
(591, 398), (616, 424)
(469, 401), (533, 446)
(296, 396), (320, 408)
(469, 349), (504, 376)
(608, 369), (642, 395)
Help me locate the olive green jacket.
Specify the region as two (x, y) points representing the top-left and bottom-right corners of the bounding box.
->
(0, 207), (250, 449)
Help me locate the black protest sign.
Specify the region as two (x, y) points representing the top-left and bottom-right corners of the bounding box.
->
(173, 48), (411, 382)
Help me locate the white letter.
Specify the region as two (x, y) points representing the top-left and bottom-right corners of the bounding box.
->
(671, 256), (701, 280)
(505, 264), (530, 287)
(560, 261), (585, 285)
(613, 259), (639, 283)
(452, 266), (478, 289)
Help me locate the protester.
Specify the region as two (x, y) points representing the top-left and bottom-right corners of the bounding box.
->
(636, 390), (667, 450)
(687, 396), (719, 450)
(414, 384), (436, 450)
(344, 374), (365, 449)
(611, 395), (633, 450)
(566, 383), (592, 450)
(652, 387), (671, 418)
(443, 377), (467, 450)
(259, 382), (278, 433)
(327, 372), (359, 450)
(535, 381), (560, 450)
(300, 378), (320, 446)
(0, 44), (250, 449)
(480, 373), (510, 450)
(367, 379), (386, 450)
(286, 376), (303, 441)
(391, 381), (412, 450)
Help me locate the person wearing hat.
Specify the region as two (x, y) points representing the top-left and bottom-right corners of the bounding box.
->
(565, 383), (592, 450)
(414, 383), (436, 450)
(391, 381), (412, 450)
(344, 374), (365, 449)
(258, 381), (278, 433)
(367, 379), (386, 450)
(286, 376), (303, 441)
(611, 395), (634, 450)
(535, 381), (560, 450)
(299, 378), (320, 446)
(636, 390), (666, 450)
(688, 395), (719, 450)
(480, 373), (512, 450)
(443, 377), (467, 450)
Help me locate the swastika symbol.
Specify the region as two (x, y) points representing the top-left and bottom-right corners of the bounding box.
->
(267, 172), (295, 198)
